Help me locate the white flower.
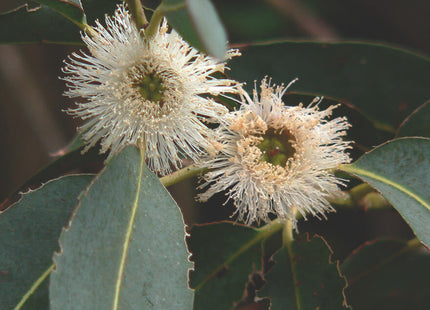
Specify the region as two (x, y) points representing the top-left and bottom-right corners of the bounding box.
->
(199, 78), (352, 226)
(63, 5), (239, 175)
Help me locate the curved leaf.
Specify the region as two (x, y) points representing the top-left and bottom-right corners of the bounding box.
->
(0, 175), (93, 309)
(229, 41), (430, 131)
(341, 138), (430, 248)
(49, 146), (193, 309)
(397, 100), (430, 138)
(189, 221), (283, 310)
(1, 135), (104, 212)
(81, 0), (121, 24)
(0, 1), (121, 45)
(34, 0), (86, 25)
(161, 0), (227, 59)
(0, 4), (81, 44)
(342, 239), (430, 310)
(259, 233), (350, 310)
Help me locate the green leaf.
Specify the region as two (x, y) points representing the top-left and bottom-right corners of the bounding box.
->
(189, 221), (283, 310)
(33, 0), (86, 25)
(49, 146), (193, 309)
(341, 138), (430, 248)
(2, 135), (104, 212)
(0, 4), (81, 44)
(259, 233), (350, 310)
(0, 1), (121, 45)
(341, 239), (430, 310)
(81, 0), (121, 24)
(397, 100), (430, 138)
(229, 41), (430, 131)
(0, 175), (93, 310)
(161, 0), (228, 59)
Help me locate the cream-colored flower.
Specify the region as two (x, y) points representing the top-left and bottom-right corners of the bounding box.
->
(63, 5), (239, 175)
(199, 78), (352, 226)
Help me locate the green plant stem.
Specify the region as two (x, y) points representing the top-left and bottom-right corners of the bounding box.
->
(144, 4), (165, 38)
(124, 0), (148, 30)
(327, 182), (389, 210)
(282, 218), (294, 246)
(145, 1), (186, 38)
(160, 165), (207, 187)
(349, 182), (374, 203)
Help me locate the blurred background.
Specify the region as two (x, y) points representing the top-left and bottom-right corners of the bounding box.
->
(0, 0), (428, 244)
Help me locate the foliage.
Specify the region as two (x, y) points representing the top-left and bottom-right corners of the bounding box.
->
(0, 0), (429, 309)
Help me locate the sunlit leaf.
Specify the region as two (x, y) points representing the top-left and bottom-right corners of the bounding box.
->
(161, 0), (227, 59)
(49, 146), (193, 309)
(342, 239), (430, 310)
(0, 175), (92, 309)
(341, 138), (430, 248)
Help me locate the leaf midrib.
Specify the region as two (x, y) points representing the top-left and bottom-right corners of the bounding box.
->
(347, 239), (421, 286)
(112, 149), (145, 309)
(194, 222), (283, 292)
(341, 164), (430, 211)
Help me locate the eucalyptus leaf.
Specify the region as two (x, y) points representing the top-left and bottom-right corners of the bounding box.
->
(0, 4), (81, 44)
(161, 0), (228, 59)
(189, 221), (282, 310)
(0, 175), (93, 310)
(342, 239), (430, 310)
(2, 135), (104, 212)
(341, 138), (430, 248)
(49, 146), (193, 309)
(229, 41), (430, 131)
(0, 1), (121, 45)
(397, 100), (430, 138)
(259, 234), (350, 310)
(33, 0), (86, 25)
(81, 0), (121, 23)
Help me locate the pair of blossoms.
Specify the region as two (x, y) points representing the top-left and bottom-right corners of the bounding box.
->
(65, 6), (352, 226)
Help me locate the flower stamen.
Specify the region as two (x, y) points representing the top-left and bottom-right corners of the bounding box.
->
(257, 128), (296, 167)
(135, 72), (166, 104)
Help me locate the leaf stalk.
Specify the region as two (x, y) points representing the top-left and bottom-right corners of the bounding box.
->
(124, 0), (149, 30)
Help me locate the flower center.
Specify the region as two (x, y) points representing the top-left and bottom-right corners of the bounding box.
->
(257, 128), (296, 167)
(135, 72), (166, 106)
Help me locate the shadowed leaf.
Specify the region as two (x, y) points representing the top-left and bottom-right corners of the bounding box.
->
(0, 1), (121, 45)
(34, 0), (86, 25)
(189, 221), (283, 310)
(230, 41), (430, 132)
(342, 239), (430, 310)
(259, 233), (350, 310)
(0, 4), (81, 44)
(0, 175), (93, 309)
(397, 100), (430, 138)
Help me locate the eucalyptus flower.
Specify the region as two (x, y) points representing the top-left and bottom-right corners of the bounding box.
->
(199, 78), (352, 226)
(63, 5), (239, 175)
